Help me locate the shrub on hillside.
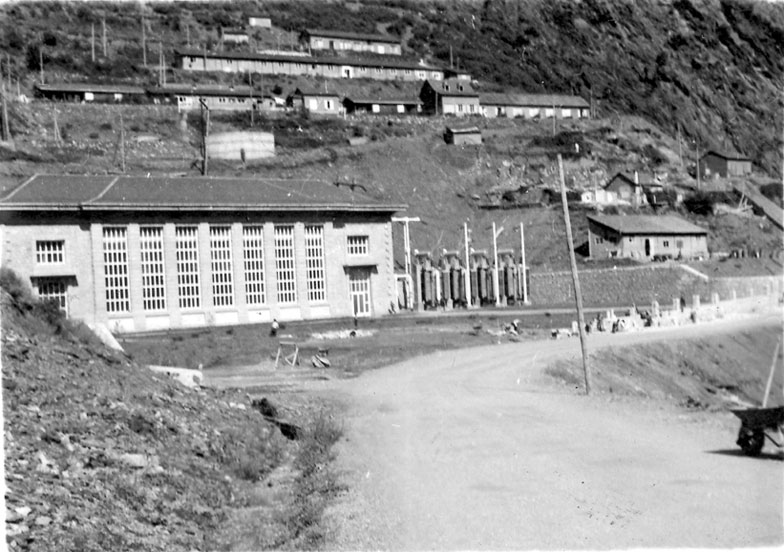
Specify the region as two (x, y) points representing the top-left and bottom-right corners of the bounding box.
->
(682, 191), (715, 216)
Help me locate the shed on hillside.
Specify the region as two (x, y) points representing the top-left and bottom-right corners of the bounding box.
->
(587, 214), (708, 261)
(604, 171), (663, 207)
(444, 125), (482, 145)
(287, 87), (342, 115)
(248, 15), (272, 28)
(221, 27), (248, 44)
(698, 150), (752, 179)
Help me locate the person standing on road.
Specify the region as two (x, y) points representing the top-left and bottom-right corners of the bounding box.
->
(270, 318), (279, 337)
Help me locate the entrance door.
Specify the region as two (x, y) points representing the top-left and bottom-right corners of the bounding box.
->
(349, 269), (371, 317)
(644, 239), (652, 257)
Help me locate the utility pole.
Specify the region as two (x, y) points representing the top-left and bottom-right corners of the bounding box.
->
(249, 69), (254, 126)
(200, 98), (209, 175)
(1, 85), (10, 142)
(142, 17), (147, 67)
(552, 103), (556, 136)
(519, 221), (528, 304)
(492, 222), (503, 306)
(392, 216), (422, 310)
(464, 222), (472, 308)
(102, 17), (107, 56)
(7, 53), (11, 92)
(677, 121), (683, 167)
(558, 154), (592, 395)
(91, 23), (96, 62)
(120, 114), (126, 172)
(52, 106), (61, 145)
(589, 86), (594, 119)
(186, 23), (190, 48)
(696, 135), (701, 191)
(39, 43), (44, 84)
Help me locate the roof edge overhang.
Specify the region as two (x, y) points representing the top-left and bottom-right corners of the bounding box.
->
(0, 203), (407, 213)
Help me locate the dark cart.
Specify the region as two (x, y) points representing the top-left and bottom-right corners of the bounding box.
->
(731, 407), (784, 456)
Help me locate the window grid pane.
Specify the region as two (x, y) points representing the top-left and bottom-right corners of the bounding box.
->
(274, 225), (297, 304)
(347, 235), (369, 256)
(210, 226), (234, 307)
(175, 226), (201, 309)
(36, 240), (64, 264)
(103, 227), (130, 313)
(305, 225), (326, 302)
(140, 227), (166, 311)
(243, 226), (266, 306)
(35, 278), (67, 312)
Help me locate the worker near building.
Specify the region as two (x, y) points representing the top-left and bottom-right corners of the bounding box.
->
(270, 319), (279, 337)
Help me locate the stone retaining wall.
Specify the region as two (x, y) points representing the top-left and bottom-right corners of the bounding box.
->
(530, 265), (782, 307)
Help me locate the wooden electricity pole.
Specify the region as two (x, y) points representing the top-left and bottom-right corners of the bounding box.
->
(91, 23), (96, 62)
(119, 114), (126, 172)
(102, 17), (107, 56)
(677, 121), (683, 167)
(200, 99), (209, 175)
(558, 154), (592, 394)
(52, 106), (61, 145)
(249, 69), (254, 126)
(1, 86), (10, 142)
(39, 44), (44, 84)
(142, 17), (147, 67)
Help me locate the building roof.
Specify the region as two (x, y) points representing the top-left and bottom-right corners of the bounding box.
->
(587, 215), (707, 236)
(291, 87), (341, 98)
(147, 84), (266, 98)
(702, 149), (751, 162)
(34, 83), (146, 95)
(304, 28), (400, 44)
(0, 175), (406, 213)
(424, 78), (478, 97)
(175, 48), (445, 72)
(446, 125), (481, 134)
(221, 27), (247, 35)
(344, 96), (421, 105)
(479, 92), (589, 108)
(606, 171), (661, 188)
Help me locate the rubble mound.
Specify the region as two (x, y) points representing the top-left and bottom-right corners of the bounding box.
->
(1, 273), (286, 551)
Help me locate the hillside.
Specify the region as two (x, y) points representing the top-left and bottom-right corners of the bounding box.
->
(0, 0), (781, 270)
(1, 0), (782, 176)
(0, 269), (342, 551)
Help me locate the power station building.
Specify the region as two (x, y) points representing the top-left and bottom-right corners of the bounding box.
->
(0, 175), (404, 333)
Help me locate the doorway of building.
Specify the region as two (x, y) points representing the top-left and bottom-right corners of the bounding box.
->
(645, 239), (652, 257)
(349, 269), (371, 317)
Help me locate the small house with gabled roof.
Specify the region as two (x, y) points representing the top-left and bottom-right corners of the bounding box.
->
(587, 214), (708, 261)
(420, 79), (480, 117)
(287, 87), (342, 115)
(0, 175), (406, 332)
(698, 150), (752, 179)
(604, 171), (664, 207)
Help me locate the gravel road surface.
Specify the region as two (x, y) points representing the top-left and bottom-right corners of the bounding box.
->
(321, 315), (784, 550)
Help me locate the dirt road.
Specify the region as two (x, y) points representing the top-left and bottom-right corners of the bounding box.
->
(320, 315), (783, 550)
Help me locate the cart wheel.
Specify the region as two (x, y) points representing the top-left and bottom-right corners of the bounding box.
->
(737, 427), (765, 456)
